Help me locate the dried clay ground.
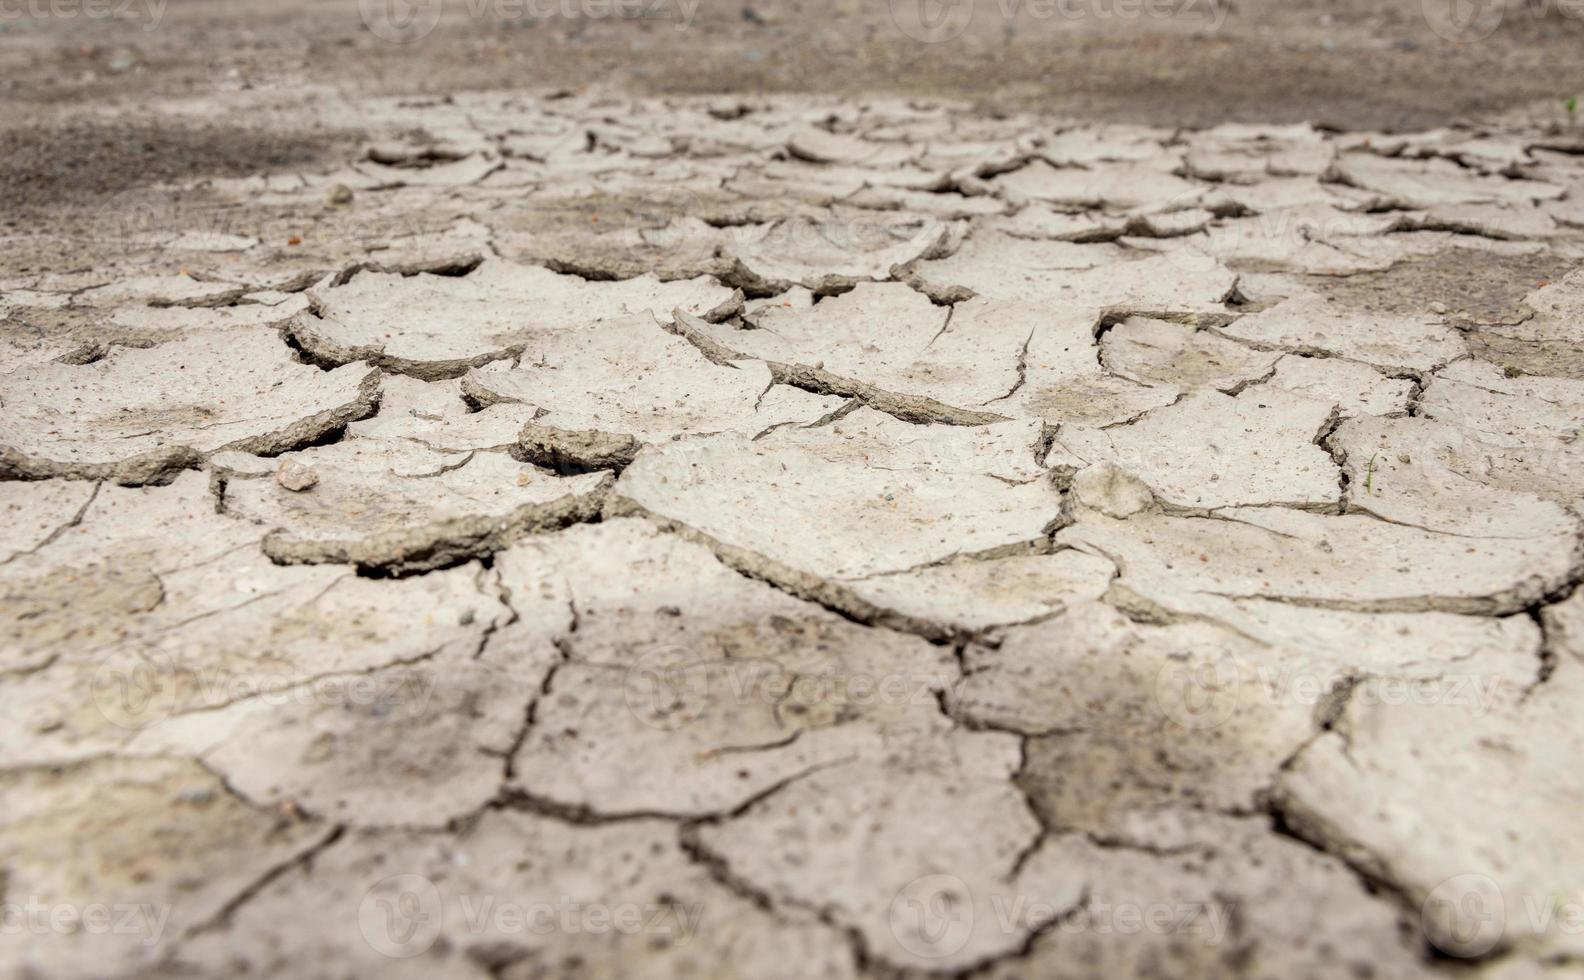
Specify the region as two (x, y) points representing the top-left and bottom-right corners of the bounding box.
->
(4, 2), (1584, 978)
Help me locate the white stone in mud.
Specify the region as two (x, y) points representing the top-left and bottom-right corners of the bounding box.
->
(467, 314), (838, 466)
(1331, 415), (1580, 539)
(1266, 354), (1415, 415)
(346, 375), (541, 451)
(1100, 315), (1281, 392)
(274, 457), (318, 492)
(292, 259), (738, 377)
(611, 433), (1064, 581)
(0, 480), (96, 563)
(222, 439), (609, 572)
(1274, 593), (1584, 960)
(0, 757), (329, 980)
(1054, 388), (1340, 511)
(0, 332), (377, 483)
(170, 810), (858, 980)
(696, 729), (1085, 972)
(723, 214), (949, 292)
(1060, 507), (1580, 615)
(1219, 294), (1467, 372)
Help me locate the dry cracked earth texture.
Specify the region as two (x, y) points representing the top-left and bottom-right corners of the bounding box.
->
(4, 89), (1584, 980)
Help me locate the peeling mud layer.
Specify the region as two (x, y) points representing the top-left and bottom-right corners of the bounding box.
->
(6, 81), (1584, 980)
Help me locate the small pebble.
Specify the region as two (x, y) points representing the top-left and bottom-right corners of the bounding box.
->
(276, 458), (319, 492)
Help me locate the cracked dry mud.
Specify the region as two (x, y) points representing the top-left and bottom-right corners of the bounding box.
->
(4, 92), (1584, 980)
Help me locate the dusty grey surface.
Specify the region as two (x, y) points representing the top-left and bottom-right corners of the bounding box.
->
(3, 37), (1584, 980)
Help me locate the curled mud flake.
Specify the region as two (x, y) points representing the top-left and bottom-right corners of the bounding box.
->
(0, 332), (377, 485)
(226, 439), (611, 574)
(290, 258), (739, 379)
